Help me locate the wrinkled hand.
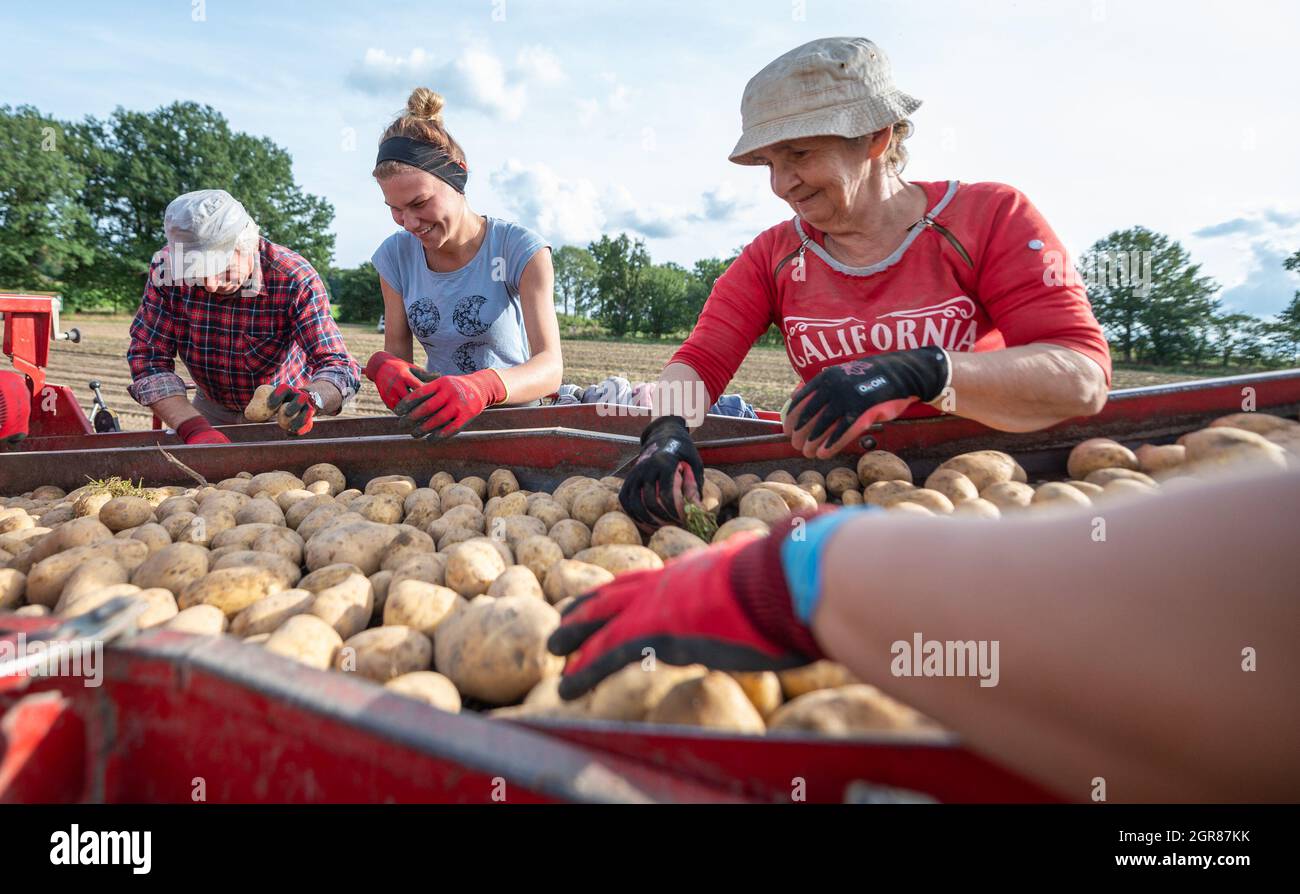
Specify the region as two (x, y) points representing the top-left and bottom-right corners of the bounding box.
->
(364, 351), (439, 410)
(617, 415), (703, 530)
(266, 383), (316, 436)
(394, 368), (506, 439)
(547, 511), (829, 700)
(784, 347), (950, 459)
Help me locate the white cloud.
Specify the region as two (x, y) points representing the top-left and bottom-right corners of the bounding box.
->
(608, 83), (631, 113)
(573, 73), (634, 125)
(490, 161), (751, 244)
(575, 98), (600, 126)
(604, 184), (686, 238)
(348, 45), (563, 121)
(490, 160), (606, 246)
(700, 183), (745, 221)
(1185, 207), (1300, 317)
(515, 45), (566, 86)
(1217, 241), (1299, 318)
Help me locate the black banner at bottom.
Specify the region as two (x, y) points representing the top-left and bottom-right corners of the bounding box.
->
(1, 803), (1290, 881)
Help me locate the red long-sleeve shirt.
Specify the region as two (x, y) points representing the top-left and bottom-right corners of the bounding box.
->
(671, 180), (1111, 405)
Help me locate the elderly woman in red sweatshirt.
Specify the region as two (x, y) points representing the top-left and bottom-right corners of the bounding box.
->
(621, 36), (1111, 529)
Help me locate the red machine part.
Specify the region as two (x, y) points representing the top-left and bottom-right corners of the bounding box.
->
(2, 372), (1298, 803)
(3, 370), (1299, 494)
(0, 294), (93, 438)
(0, 617), (751, 804)
(0, 691), (86, 803)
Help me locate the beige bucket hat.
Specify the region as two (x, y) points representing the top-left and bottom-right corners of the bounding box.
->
(729, 37), (921, 165)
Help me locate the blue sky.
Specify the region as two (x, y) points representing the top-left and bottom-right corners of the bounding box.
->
(4, 0), (1298, 316)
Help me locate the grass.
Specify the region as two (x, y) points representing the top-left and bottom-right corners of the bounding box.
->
(81, 476), (148, 497)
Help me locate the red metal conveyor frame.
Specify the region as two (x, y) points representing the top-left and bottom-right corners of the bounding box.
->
(2, 370), (1298, 803)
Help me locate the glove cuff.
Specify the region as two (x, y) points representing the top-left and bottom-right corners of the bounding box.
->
(729, 510), (835, 662)
(363, 351), (397, 382)
(903, 346), (951, 403)
(479, 368), (509, 406)
(641, 414), (689, 446)
(176, 415), (214, 442)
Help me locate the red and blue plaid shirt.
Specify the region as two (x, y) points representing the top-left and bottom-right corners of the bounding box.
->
(127, 238), (360, 412)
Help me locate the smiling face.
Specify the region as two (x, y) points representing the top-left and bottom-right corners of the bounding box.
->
(749, 130), (892, 231)
(378, 168), (465, 251)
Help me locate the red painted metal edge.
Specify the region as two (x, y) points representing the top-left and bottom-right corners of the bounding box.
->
(11, 403), (780, 453)
(1, 623), (751, 804)
(511, 717), (1063, 804)
(4, 370), (1297, 494)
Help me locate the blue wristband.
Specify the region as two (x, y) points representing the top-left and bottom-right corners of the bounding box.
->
(780, 506), (878, 624)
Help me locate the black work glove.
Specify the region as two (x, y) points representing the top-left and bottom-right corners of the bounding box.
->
(617, 415), (704, 529)
(784, 347), (950, 458)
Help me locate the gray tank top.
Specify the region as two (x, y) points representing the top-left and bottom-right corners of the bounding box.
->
(372, 217), (550, 376)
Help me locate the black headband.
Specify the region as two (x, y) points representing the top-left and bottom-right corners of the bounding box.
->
(376, 136), (468, 194)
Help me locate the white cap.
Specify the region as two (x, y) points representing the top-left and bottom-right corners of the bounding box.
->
(729, 37), (921, 165)
(163, 189), (257, 277)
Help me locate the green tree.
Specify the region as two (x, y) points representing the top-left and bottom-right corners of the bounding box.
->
(66, 101), (334, 308)
(329, 263), (384, 323)
(1079, 227), (1219, 364)
(1211, 312), (1257, 367)
(588, 233), (650, 337)
(638, 262), (692, 337)
(683, 255), (736, 323)
(1233, 318), (1277, 367)
(0, 106), (93, 292)
(552, 245), (599, 316)
(1277, 250), (1300, 364)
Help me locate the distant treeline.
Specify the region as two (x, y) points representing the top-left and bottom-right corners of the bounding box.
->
(3, 103), (1297, 368)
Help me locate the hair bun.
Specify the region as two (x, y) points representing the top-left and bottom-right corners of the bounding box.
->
(407, 87), (446, 124)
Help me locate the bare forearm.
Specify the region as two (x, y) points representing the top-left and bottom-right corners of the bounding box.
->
(149, 395), (203, 430)
(651, 362), (713, 428)
(383, 332), (414, 363)
(810, 469), (1300, 801)
(496, 350), (562, 406)
(943, 345), (1108, 432)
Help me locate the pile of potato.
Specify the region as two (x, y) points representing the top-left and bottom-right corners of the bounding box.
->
(1, 410), (1295, 737)
(844, 411), (1297, 519)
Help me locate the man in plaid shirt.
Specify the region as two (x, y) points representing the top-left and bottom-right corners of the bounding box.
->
(127, 190), (361, 444)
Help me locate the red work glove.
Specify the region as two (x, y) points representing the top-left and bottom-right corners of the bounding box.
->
(176, 415), (231, 445)
(547, 511), (829, 701)
(364, 351), (438, 410)
(784, 347), (950, 459)
(266, 383), (316, 436)
(0, 371), (31, 446)
(394, 369), (506, 439)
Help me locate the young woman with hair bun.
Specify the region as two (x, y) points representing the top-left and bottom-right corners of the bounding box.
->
(363, 87), (562, 438)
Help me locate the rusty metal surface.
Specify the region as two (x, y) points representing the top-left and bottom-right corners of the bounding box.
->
(1, 428), (645, 493)
(10, 403), (781, 453)
(3, 369), (1298, 494)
